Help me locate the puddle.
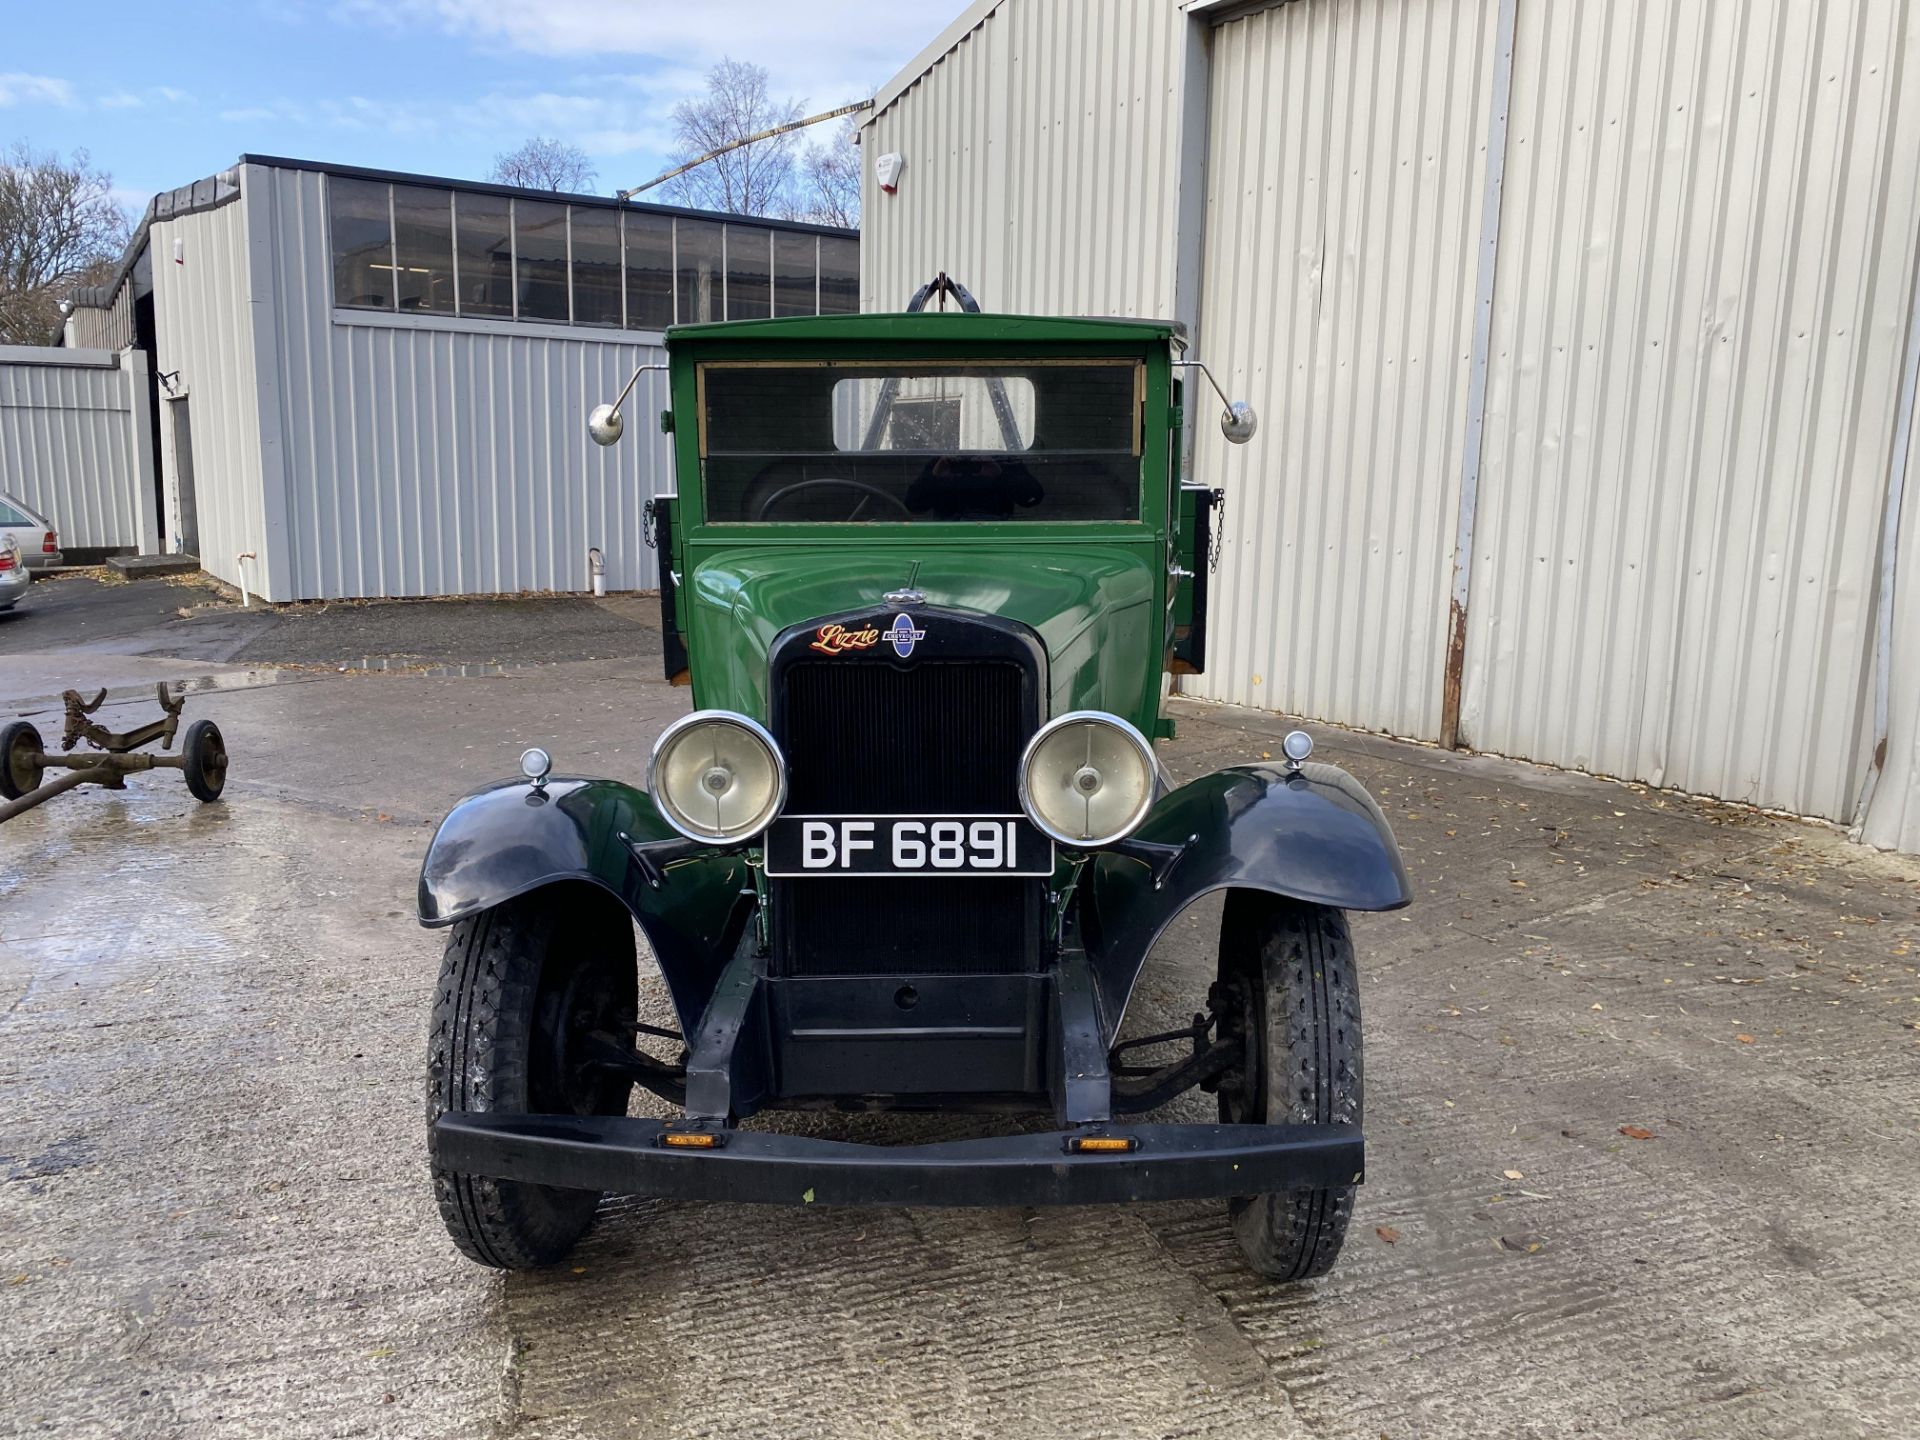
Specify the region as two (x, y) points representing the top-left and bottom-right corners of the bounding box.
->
(7, 659), (531, 716)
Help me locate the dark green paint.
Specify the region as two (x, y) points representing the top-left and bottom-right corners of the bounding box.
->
(661, 312), (1184, 735)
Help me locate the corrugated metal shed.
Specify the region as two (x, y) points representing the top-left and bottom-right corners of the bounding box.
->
(859, 0), (1192, 318)
(149, 183), (275, 593)
(1182, 0), (1500, 740)
(0, 346), (156, 552)
(247, 164), (674, 600)
(64, 286), (133, 352)
(1459, 0), (1920, 822)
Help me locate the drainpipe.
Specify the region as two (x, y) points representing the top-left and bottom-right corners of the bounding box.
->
(1851, 239), (1920, 834)
(235, 552), (257, 608)
(1439, 0), (1519, 752)
(587, 547), (606, 598)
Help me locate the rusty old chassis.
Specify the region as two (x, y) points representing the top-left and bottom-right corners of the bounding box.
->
(0, 684), (206, 823)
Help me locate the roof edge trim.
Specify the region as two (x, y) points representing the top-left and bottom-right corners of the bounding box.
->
(866, 0), (1008, 125)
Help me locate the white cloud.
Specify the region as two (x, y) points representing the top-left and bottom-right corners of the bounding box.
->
(332, 0), (926, 105)
(0, 72), (76, 108)
(100, 91), (145, 110)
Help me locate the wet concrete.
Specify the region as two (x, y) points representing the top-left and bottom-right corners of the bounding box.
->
(2, 596), (1917, 1439)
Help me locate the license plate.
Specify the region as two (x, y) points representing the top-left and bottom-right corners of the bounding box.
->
(764, 815), (1054, 878)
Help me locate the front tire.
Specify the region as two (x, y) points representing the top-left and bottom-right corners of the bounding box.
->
(1216, 893), (1363, 1281)
(427, 888), (637, 1269)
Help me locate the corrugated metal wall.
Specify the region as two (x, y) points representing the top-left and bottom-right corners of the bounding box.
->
(64, 288), (133, 352)
(1460, 0), (1920, 821)
(1184, 0), (1500, 740)
(150, 188), (275, 593)
(0, 346), (156, 551)
(860, 0), (1191, 317)
(248, 164), (673, 601)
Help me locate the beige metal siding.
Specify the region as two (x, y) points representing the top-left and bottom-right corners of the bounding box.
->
(248, 165), (674, 601)
(0, 347), (156, 551)
(1460, 0), (1920, 821)
(1184, 0), (1501, 739)
(860, 0), (1190, 317)
(150, 188), (275, 592)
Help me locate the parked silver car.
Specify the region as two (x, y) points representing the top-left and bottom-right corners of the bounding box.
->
(0, 492), (62, 611)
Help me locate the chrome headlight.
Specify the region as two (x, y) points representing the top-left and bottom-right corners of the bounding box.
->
(1018, 711), (1159, 848)
(648, 710), (787, 845)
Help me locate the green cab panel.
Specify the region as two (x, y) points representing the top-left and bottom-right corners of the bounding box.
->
(682, 544), (1162, 732)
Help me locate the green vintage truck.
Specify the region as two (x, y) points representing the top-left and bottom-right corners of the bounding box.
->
(418, 281), (1410, 1281)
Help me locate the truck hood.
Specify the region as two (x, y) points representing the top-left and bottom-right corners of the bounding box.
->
(683, 544), (1161, 726)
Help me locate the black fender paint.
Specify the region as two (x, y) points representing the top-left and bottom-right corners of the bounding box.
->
(416, 777), (752, 1034)
(1079, 762), (1411, 1032)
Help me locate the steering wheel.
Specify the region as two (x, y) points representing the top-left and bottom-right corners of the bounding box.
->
(756, 478), (912, 523)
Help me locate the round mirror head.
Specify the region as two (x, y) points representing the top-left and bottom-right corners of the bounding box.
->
(1281, 729), (1314, 765)
(519, 747), (553, 783)
(587, 403), (625, 447)
(1221, 401), (1258, 445)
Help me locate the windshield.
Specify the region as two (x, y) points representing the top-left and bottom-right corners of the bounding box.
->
(699, 360), (1142, 523)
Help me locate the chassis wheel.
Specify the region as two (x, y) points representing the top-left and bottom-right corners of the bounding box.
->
(427, 887), (638, 1269)
(1215, 892), (1362, 1281)
(180, 719), (228, 802)
(2, 721), (45, 800)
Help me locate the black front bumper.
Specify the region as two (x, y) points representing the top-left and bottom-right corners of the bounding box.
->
(432, 1113), (1364, 1207)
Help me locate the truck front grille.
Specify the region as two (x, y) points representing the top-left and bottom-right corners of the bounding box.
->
(770, 623), (1042, 977)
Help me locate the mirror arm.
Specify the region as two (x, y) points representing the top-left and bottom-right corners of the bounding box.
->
(609, 362), (668, 419)
(1171, 358), (1234, 416)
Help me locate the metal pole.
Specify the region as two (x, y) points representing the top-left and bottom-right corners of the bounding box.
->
(617, 101), (872, 201)
(1438, 0), (1519, 752)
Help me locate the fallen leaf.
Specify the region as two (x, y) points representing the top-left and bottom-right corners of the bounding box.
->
(801, 1187), (815, 1203)
(1619, 1125), (1655, 1140)
(1510, 878), (1529, 889)
(1736, 1033), (1757, 1044)
(368, 1346), (395, 1361)
(570, 1266), (587, 1274)
(1500, 1232), (1546, 1254)
(1503, 1169), (1524, 1181)
(1375, 1226), (1401, 1244)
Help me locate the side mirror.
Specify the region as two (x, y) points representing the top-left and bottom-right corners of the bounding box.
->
(1173, 358), (1257, 446)
(588, 403), (624, 447)
(588, 361), (668, 448)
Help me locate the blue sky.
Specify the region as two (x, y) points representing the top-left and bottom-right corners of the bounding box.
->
(1, 0), (937, 210)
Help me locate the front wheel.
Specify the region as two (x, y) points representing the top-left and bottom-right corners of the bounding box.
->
(1215, 893), (1363, 1281)
(427, 887), (637, 1269)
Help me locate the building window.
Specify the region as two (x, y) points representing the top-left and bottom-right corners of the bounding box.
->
(515, 199), (570, 323)
(330, 177), (395, 310)
(819, 235), (859, 314)
(455, 192), (514, 318)
(725, 224), (772, 321)
(391, 184), (455, 313)
(677, 218), (724, 324)
(625, 211), (673, 330)
(570, 206), (622, 328)
(773, 231), (817, 317)
(329, 169), (855, 330)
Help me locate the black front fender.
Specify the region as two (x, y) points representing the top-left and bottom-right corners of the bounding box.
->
(418, 777), (752, 1033)
(1080, 762), (1411, 1028)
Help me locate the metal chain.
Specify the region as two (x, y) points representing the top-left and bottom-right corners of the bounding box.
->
(1208, 489), (1226, 573)
(642, 497), (658, 549)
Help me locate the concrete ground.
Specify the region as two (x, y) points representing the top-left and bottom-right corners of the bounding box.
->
(2, 577), (1917, 1440)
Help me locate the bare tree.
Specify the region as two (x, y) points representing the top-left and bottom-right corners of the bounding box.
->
(792, 115), (861, 229)
(0, 144), (131, 346)
(488, 137), (597, 193)
(661, 59), (805, 217)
